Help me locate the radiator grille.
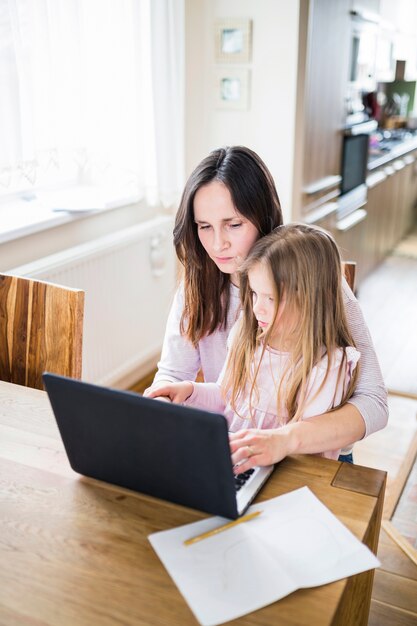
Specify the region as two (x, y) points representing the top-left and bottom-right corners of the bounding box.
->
(10, 215), (176, 387)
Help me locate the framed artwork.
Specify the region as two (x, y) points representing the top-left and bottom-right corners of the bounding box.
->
(214, 18), (252, 63)
(214, 68), (250, 111)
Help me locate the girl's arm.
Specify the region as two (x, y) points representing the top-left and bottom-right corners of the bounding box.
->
(146, 381), (194, 403)
(185, 382), (226, 414)
(146, 379), (226, 414)
(182, 329), (236, 414)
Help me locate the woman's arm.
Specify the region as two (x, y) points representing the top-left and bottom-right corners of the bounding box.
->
(148, 286), (202, 390)
(341, 279), (388, 436)
(230, 347), (364, 470)
(229, 402), (365, 470)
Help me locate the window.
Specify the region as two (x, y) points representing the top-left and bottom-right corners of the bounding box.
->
(0, 0), (184, 211)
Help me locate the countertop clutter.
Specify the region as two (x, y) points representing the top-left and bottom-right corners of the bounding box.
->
(368, 129), (417, 170)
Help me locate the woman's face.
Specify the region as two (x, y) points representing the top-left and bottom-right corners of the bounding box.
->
(193, 181), (259, 283)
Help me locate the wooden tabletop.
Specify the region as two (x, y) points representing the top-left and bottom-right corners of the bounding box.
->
(0, 381), (386, 626)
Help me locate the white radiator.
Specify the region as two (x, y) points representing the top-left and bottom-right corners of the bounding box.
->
(10, 215), (176, 388)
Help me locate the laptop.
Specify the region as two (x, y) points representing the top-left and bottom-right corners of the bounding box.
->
(42, 373), (274, 519)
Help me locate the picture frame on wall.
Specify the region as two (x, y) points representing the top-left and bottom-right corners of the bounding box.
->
(214, 68), (250, 111)
(214, 18), (252, 63)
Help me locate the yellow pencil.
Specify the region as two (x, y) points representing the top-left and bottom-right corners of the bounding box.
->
(184, 509), (262, 546)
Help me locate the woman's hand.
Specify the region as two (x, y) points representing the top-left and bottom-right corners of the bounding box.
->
(229, 428), (292, 472)
(144, 381), (194, 404)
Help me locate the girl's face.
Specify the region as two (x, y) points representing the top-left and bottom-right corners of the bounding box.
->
(248, 262), (299, 348)
(193, 181), (259, 284)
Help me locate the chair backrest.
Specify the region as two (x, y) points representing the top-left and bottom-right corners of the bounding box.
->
(342, 261), (357, 292)
(0, 274), (84, 390)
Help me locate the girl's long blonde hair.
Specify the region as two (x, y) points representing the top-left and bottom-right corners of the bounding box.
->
(222, 223), (359, 422)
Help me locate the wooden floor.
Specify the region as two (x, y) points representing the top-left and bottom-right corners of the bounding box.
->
(354, 227), (417, 625)
(358, 231), (417, 398)
(131, 369), (156, 395)
(354, 395), (417, 625)
(131, 227), (417, 624)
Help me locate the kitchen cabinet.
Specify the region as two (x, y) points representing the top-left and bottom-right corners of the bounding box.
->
(304, 202), (337, 233)
(390, 160), (407, 246)
(409, 155), (417, 224)
(381, 157), (416, 251)
(334, 150), (417, 284)
(399, 154), (417, 235)
(376, 168), (392, 255)
(364, 152), (417, 273)
(360, 170), (385, 272)
(303, 201), (370, 277)
(294, 0), (351, 218)
(335, 208), (369, 284)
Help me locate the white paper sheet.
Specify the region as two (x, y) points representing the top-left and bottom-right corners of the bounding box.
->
(148, 486), (380, 626)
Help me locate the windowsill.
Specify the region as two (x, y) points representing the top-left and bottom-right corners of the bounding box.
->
(0, 186), (141, 245)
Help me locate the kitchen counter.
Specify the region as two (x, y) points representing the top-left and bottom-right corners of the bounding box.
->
(368, 133), (417, 170)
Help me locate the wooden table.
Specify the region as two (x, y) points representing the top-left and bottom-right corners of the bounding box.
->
(0, 381), (386, 626)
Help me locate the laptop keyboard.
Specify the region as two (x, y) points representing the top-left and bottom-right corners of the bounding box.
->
(234, 468), (255, 491)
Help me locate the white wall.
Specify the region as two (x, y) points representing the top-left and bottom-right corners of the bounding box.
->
(185, 0), (300, 222)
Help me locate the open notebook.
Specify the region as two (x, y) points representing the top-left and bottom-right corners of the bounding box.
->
(43, 373), (274, 519)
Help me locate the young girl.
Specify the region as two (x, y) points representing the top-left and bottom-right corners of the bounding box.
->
(145, 146), (388, 463)
(148, 224), (361, 465)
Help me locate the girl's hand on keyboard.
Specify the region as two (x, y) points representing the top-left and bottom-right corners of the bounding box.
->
(144, 381), (193, 404)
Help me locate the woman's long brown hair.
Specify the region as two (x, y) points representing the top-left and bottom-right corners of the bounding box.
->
(173, 146), (283, 346)
(223, 224), (359, 421)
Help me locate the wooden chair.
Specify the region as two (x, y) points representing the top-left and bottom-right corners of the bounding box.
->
(0, 274), (84, 390)
(342, 261), (357, 292)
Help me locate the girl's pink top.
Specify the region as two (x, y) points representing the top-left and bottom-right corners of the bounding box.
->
(153, 279), (388, 438)
(184, 343), (360, 460)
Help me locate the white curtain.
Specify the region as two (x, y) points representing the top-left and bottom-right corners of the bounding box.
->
(0, 0), (184, 208)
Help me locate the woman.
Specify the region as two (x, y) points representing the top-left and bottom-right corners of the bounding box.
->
(145, 146), (388, 466)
